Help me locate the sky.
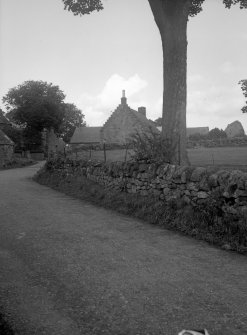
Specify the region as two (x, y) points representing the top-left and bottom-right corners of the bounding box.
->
(0, 0), (247, 131)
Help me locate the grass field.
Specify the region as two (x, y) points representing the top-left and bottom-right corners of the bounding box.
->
(71, 146), (247, 171)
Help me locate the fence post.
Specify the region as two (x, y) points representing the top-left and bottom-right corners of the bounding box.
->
(124, 145), (128, 163)
(103, 141), (106, 162)
(178, 134), (181, 165)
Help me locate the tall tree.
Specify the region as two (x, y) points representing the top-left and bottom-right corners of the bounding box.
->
(60, 103), (86, 143)
(2, 80), (66, 150)
(239, 79), (247, 113)
(61, 0), (247, 164)
(3, 80), (66, 132)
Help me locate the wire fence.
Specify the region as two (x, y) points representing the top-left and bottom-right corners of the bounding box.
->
(66, 146), (247, 171)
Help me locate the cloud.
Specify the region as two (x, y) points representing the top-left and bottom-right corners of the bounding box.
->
(187, 84), (246, 130)
(76, 74), (148, 126)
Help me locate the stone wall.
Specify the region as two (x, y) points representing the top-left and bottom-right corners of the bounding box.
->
(50, 159), (247, 221)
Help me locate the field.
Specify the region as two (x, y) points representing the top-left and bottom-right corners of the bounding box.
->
(71, 146), (247, 171)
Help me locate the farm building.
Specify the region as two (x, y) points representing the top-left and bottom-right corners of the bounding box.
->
(0, 129), (15, 167)
(70, 127), (102, 147)
(70, 91), (159, 146)
(155, 126), (209, 137)
(101, 91), (159, 144)
(186, 127), (209, 137)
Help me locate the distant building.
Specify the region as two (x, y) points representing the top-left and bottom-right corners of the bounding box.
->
(70, 127), (102, 147)
(225, 120), (245, 138)
(101, 90), (159, 145)
(186, 127), (209, 137)
(70, 91), (159, 146)
(157, 126), (209, 137)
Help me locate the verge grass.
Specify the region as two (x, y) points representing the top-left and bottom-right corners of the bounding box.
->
(0, 157), (35, 170)
(34, 168), (247, 254)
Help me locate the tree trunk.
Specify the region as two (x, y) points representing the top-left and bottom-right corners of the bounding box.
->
(148, 0), (191, 165)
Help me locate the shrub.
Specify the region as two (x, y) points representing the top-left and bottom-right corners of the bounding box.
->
(130, 128), (177, 163)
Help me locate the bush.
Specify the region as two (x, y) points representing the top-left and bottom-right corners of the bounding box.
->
(130, 128), (177, 163)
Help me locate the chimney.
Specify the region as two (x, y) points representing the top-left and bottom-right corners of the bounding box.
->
(121, 90), (127, 105)
(138, 106), (146, 118)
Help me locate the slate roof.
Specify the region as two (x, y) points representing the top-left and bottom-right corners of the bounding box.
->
(70, 127), (102, 144)
(129, 108), (160, 133)
(0, 129), (14, 145)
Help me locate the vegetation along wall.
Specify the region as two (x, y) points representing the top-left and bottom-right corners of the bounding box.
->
(47, 158), (247, 223)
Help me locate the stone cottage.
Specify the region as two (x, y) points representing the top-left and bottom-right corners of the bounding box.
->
(0, 129), (14, 167)
(70, 91), (159, 147)
(101, 91), (159, 144)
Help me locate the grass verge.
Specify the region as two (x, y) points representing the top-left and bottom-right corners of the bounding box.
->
(34, 168), (247, 255)
(0, 158), (35, 170)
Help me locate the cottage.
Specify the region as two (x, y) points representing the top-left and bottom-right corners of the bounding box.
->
(70, 91), (159, 147)
(101, 91), (159, 145)
(0, 129), (14, 167)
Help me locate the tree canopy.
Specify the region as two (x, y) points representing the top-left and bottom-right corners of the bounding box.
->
(207, 127), (227, 140)
(239, 79), (247, 113)
(60, 103), (86, 143)
(2, 80), (86, 149)
(61, 0), (247, 165)
(62, 0), (247, 16)
(3, 80), (66, 132)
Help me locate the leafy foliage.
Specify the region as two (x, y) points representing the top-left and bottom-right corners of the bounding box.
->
(60, 103), (86, 143)
(130, 128), (178, 164)
(239, 79), (247, 113)
(189, 0), (205, 17)
(154, 117), (162, 127)
(2, 80), (86, 150)
(62, 0), (103, 15)
(207, 127), (227, 139)
(223, 0), (247, 9)
(3, 80), (66, 132)
(61, 0), (247, 17)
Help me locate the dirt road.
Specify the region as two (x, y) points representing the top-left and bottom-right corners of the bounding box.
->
(0, 163), (246, 335)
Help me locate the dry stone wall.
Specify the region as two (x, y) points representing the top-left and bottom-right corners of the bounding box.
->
(53, 159), (247, 221)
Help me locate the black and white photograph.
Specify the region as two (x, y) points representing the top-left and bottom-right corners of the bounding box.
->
(0, 0), (247, 334)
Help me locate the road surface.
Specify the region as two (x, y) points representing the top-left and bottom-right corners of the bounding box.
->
(0, 163), (246, 335)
